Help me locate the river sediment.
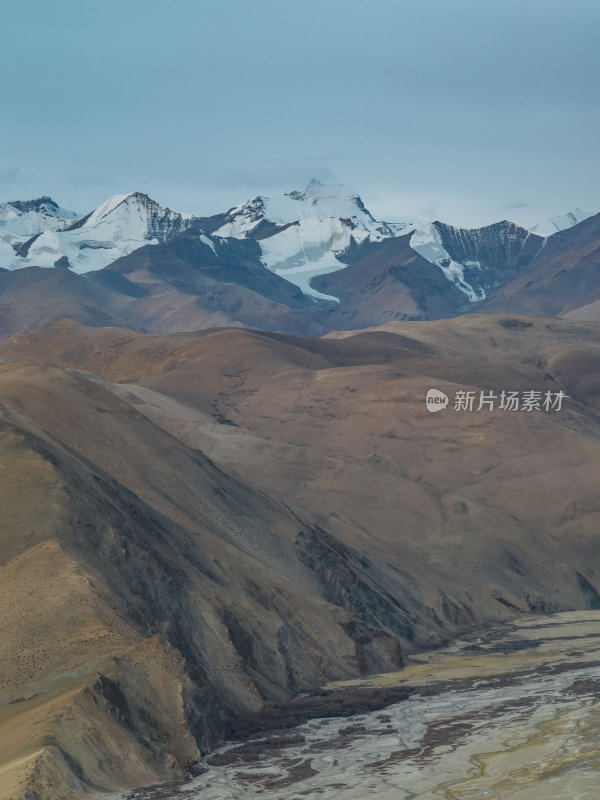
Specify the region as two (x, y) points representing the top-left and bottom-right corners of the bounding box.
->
(114, 611), (600, 800)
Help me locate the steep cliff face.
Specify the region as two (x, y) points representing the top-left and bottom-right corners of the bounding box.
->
(480, 212), (600, 317)
(410, 221), (547, 302)
(434, 220), (546, 272)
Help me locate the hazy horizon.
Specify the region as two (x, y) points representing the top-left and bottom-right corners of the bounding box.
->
(2, 0), (599, 227)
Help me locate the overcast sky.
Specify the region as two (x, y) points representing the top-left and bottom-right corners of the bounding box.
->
(1, 0), (598, 226)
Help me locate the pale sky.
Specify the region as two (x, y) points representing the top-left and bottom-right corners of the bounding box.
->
(1, 0), (598, 227)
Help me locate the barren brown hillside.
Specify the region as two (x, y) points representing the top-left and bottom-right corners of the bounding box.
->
(2, 315), (600, 798)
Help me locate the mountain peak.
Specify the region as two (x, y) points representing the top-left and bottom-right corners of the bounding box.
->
(8, 196), (78, 219)
(1, 191), (200, 273)
(286, 179), (363, 203)
(529, 208), (595, 236)
(84, 192), (138, 225)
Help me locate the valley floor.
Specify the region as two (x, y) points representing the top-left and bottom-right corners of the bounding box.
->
(107, 611), (600, 800)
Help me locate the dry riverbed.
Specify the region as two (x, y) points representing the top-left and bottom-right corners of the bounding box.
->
(108, 611), (600, 799)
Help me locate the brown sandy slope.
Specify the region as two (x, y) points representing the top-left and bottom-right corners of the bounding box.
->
(2, 315), (600, 796)
(563, 297), (600, 321)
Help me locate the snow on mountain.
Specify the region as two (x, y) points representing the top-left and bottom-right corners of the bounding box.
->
(223, 184), (593, 303)
(215, 180), (415, 300)
(257, 217), (369, 301)
(529, 208), (595, 236)
(0, 196), (77, 236)
(0, 196), (82, 270)
(1, 183), (592, 307)
(410, 220), (547, 303)
(0, 182), (416, 300)
(218, 180), (384, 235)
(1, 192), (200, 273)
(410, 224), (485, 302)
(7, 196), (79, 220)
(82, 193), (137, 227)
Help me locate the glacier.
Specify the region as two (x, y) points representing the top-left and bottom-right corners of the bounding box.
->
(0, 182), (595, 306)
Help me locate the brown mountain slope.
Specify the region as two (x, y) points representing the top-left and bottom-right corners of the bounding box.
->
(563, 297), (600, 321)
(0, 267), (134, 340)
(0, 361), (432, 800)
(102, 228), (311, 310)
(0, 262), (325, 344)
(3, 316), (600, 797)
(4, 316), (600, 615)
(312, 233), (470, 326)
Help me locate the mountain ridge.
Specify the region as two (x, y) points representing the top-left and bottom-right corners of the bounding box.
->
(1, 182), (599, 335)
(4, 181), (593, 291)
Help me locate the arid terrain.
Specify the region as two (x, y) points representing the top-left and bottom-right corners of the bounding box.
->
(4, 1), (600, 796)
(108, 610), (600, 799)
(1, 313), (600, 798)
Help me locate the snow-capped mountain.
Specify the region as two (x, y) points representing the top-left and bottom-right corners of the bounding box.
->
(529, 208), (595, 236)
(413, 209), (595, 303)
(210, 181), (578, 303)
(0, 196), (77, 238)
(212, 180), (414, 300)
(0, 181), (415, 300)
(1, 192), (201, 273)
(410, 220), (547, 302)
(215, 179), (407, 237)
(1, 183), (597, 311)
(0, 196), (80, 268)
(6, 196), (79, 220)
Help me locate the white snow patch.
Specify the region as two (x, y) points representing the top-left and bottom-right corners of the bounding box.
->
(84, 193), (135, 226)
(257, 217), (375, 302)
(410, 224), (485, 302)
(529, 208), (595, 236)
(199, 234), (217, 254)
